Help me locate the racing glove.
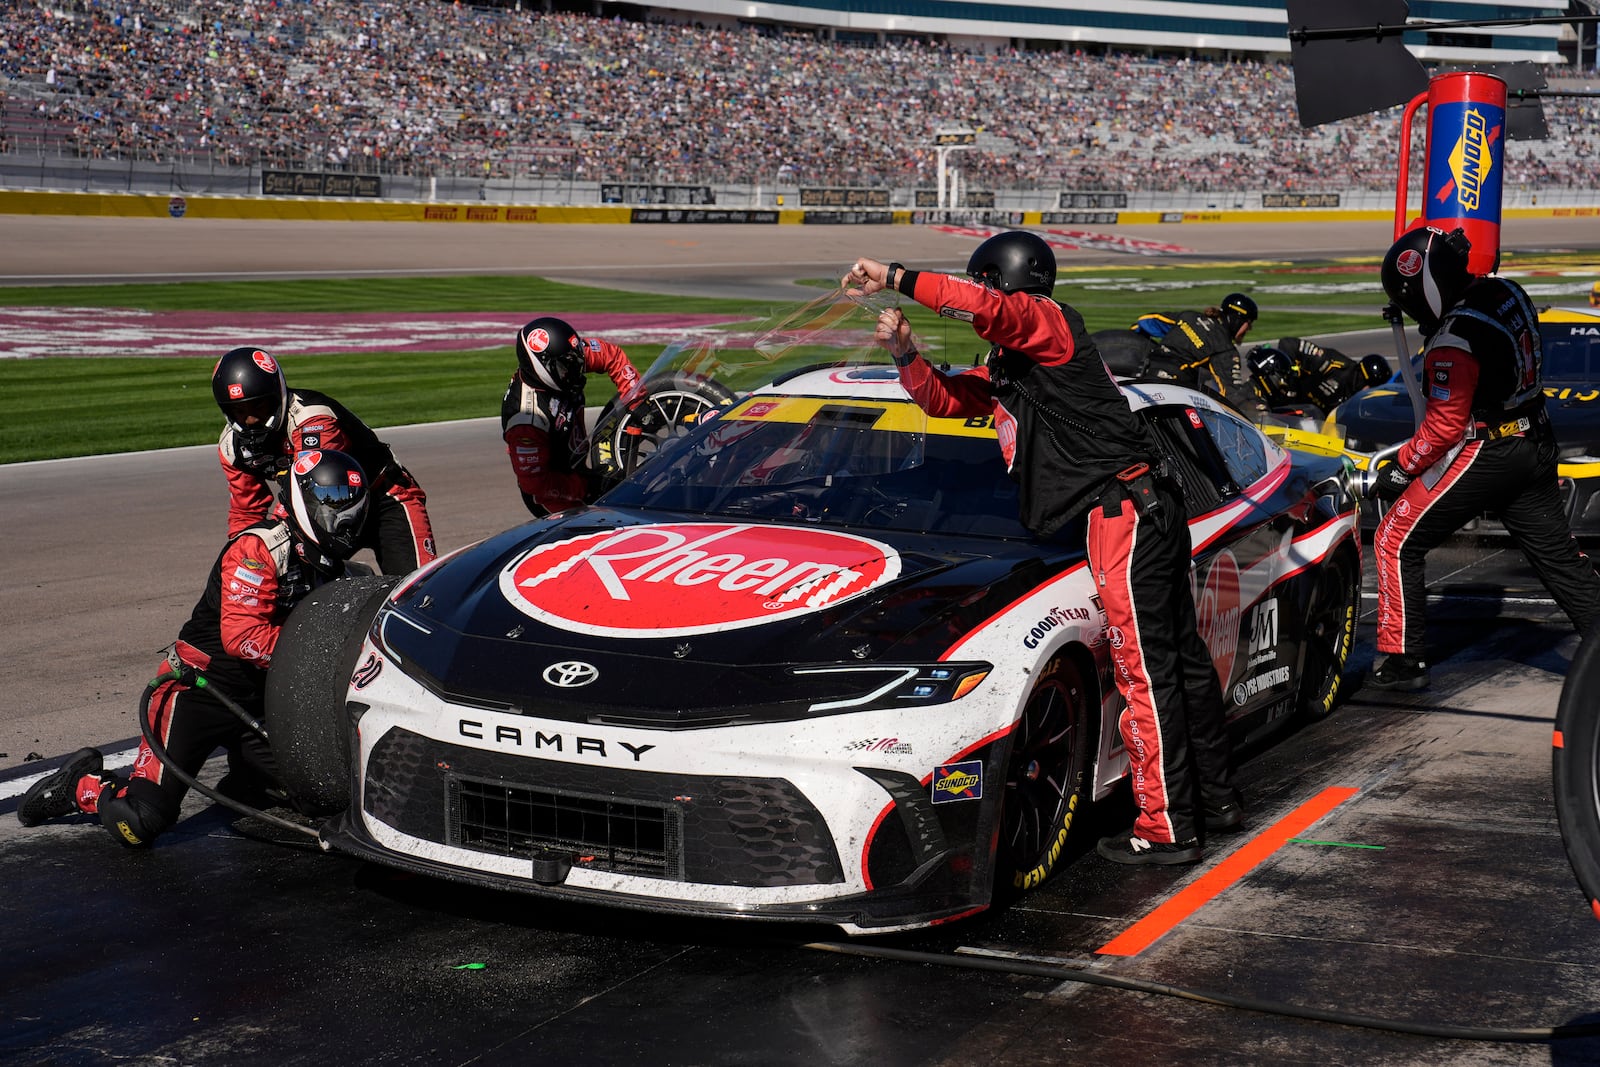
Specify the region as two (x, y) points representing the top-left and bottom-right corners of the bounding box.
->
(1369, 462), (1412, 501)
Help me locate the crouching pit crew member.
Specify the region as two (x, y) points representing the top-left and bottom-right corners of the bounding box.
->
(1370, 226), (1600, 690)
(212, 345), (435, 573)
(844, 230), (1242, 866)
(17, 451), (373, 846)
(502, 316), (642, 517)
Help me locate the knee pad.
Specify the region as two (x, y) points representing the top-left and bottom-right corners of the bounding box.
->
(97, 786), (172, 849)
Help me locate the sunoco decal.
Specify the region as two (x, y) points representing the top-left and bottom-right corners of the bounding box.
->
(931, 760), (983, 804)
(499, 522), (901, 638)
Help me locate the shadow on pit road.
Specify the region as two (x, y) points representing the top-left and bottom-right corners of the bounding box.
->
(5, 533), (1600, 1065)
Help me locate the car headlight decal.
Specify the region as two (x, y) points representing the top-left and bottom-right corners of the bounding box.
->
(793, 663), (991, 714)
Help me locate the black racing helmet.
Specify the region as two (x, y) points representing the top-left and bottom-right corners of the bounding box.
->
(516, 316), (586, 394)
(966, 230), (1056, 296)
(286, 449), (370, 561)
(212, 346), (289, 451)
(1246, 345), (1296, 406)
(1218, 292), (1259, 338)
(1381, 226), (1472, 336)
(1359, 353), (1394, 387)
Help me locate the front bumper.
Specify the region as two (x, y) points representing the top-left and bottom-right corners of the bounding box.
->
(326, 673), (1014, 934)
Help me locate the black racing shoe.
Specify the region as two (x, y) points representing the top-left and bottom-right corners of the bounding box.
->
(1370, 654), (1430, 691)
(1204, 801), (1246, 833)
(17, 747), (104, 827)
(1096, 832), (1202, 866)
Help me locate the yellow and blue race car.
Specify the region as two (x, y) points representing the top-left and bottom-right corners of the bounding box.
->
(1271, 306), (1600, 535)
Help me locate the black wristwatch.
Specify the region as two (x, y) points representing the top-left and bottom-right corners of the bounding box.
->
(886, 262), (907, 293)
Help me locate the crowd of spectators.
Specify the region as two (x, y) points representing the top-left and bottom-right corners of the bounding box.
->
(1, 0), (1596, 193)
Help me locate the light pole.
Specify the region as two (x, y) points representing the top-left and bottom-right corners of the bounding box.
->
(933, 127), (975, 214)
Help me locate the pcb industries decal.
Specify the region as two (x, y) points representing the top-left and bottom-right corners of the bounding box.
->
(499, 522), (901, 637)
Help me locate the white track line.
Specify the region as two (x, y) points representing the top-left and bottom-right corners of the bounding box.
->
(1, 746), (138, 802)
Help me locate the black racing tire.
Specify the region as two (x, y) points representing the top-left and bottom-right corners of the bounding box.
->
(1298, 543), (1360, 720)
(998, 650), (1097, 896)
(1554, 629), (1600, 917)
(591, 372), (737, 483)
(264, 574), (400, 816)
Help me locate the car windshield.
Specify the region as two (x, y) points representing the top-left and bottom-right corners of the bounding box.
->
(602, 395), (1031, 539)
(1541, 321), (1600, 383)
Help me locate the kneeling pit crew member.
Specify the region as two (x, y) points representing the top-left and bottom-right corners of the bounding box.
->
(17, 450), (372, 846)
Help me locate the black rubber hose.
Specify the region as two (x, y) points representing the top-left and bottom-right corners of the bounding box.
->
(138, 669), (323, 843)
(803, 941), (1600, 1043)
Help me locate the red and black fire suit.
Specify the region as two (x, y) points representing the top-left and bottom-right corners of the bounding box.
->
(1375, 277), (1600, 656)
(219, 388), (435, 573)
(1140, 310), (1267, 420)
(891, 269), (1234, 846)
(501, 336), (641, 517)
(75, 518), (327, 846)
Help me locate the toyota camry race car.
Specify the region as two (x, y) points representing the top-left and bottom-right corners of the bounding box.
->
(265, 359), (1362, 935)
(1329, 305), (1600, 534)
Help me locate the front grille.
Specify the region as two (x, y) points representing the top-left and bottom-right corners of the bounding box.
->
(450, 778), (682, 878)
(362, 726), (843, 887)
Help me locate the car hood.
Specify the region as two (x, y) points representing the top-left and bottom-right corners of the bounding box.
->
(373, 508), (1077, 726)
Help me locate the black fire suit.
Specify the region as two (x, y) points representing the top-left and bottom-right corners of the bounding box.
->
(890, 268), (1234, 846)
(1138, 310), (1266, 420)
(1276, 337), (1369, 412)
(1375, 277), (1600, 656)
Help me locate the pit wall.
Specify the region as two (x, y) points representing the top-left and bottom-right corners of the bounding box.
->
(1, 189), (1595, 224)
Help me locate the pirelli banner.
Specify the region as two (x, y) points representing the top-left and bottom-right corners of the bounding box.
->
(1262, 192), (1341, 208)
(262, 170), (381, 198)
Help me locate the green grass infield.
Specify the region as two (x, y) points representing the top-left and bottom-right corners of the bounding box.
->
(7, 254), (1589, 464)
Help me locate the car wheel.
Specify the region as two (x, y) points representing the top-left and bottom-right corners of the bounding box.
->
(264, 574), (400, 816)
(592, 372), (737, 482)
(1554, 630), (1600, 916)
(999, 651), (1096, 895)
(1298, 544), (1359, 720)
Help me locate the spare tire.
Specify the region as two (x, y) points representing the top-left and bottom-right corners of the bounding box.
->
(1090, 328), (1157, 379)
(264, 574), (400, 816)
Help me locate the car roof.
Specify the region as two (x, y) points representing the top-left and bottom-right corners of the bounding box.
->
(1540, 306), (1600, 325)
(754, 364), (1237, 418)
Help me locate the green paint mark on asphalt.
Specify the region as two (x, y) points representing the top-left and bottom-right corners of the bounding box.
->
(1289, 838), (1385, 849)
(454, 963), (487, 970)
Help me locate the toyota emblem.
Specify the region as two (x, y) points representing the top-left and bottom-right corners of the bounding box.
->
(543, 660), (599, 688)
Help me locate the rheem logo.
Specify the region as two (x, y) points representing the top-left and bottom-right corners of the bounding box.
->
(499, 523), (901, 638)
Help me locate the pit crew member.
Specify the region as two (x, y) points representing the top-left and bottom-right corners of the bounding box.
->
(1247, 339), (1392, 415)
(845, 230), (1242, 866)
(212, 346), (435, 574)
(1135, 294), (1264, 419)
(17, 450), (373, 846)
(1371, 226), (1600, 690)
(502, 316), (642, 517)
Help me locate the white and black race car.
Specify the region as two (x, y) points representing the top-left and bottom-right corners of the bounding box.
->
(266, 364), (1363, 935)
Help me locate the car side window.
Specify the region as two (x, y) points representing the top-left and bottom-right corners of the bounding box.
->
(1194, 407), (1271, 488)
(1143, 408), (1231, 517)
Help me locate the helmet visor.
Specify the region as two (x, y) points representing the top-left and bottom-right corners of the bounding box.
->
(221, 394), (284, 433)
(291, 468), (368, 556)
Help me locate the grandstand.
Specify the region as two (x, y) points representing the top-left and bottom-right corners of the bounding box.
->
(617, 0), (1577, 65)
(0, 0), (1595, 205)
